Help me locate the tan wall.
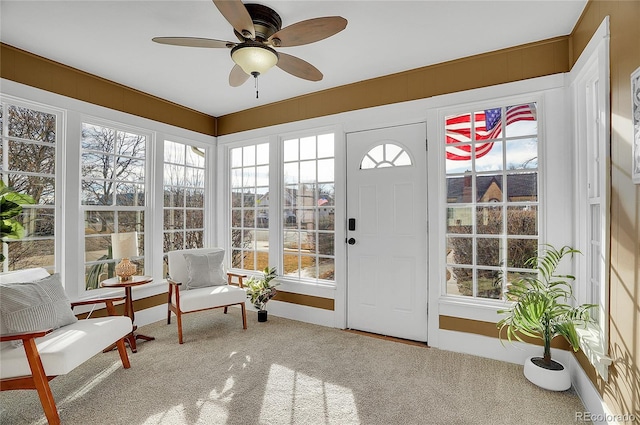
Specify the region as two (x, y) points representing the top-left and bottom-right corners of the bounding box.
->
(0, 43), (217, 136)
(570, 1), (640, 419)
(217, 37), (570, 135)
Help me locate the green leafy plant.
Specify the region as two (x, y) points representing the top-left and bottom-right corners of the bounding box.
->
(246, 266), (279, 311)
(497, 245), (596, 367)
(0, 181), (35, 262)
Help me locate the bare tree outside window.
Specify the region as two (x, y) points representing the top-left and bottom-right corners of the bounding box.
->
(1, 103), (57, 272)
(81, 122), (146, 289)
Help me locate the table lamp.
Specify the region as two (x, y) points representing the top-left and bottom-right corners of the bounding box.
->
(111, 232), (138, 281)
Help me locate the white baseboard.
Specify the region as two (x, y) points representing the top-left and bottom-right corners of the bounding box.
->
(263, 300), (335, 328)
(136, 304), (166, 327)
(567, 354), (617, 425)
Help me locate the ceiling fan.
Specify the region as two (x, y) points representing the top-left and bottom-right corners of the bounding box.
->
(152, 0), (347, 96)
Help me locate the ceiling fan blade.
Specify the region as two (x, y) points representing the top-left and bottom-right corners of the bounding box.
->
(268, 17), (347, 47)
(229, 64), (250, 87)
(152, 37), (234, 48)
(213, 0), (255, 40)
(276, 52), (323, 82)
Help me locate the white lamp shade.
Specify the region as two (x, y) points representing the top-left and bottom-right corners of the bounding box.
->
(231, 45), (278, 75)
(111, 232), (139, 259)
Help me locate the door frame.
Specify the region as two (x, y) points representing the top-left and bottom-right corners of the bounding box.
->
(343, 121), (429, 341)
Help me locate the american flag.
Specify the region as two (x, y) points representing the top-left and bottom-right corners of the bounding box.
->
(445, 104), (536, 160)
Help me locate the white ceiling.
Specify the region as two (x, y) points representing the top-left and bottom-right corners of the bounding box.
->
(1, 1), (587, 117)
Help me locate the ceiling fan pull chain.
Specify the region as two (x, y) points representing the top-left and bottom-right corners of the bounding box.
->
(254, 73), (259, 99)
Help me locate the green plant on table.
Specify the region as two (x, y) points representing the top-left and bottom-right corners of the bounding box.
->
(497, 244), (596, 367)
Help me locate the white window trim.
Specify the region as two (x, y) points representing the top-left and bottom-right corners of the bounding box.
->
(0, 95), (66, 276)
(569, 16), (612, 380)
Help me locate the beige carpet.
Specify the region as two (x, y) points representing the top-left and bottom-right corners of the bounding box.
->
(0, 309), (589, 425)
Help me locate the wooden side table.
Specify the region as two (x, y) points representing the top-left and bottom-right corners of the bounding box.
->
(101, 275), (155, 353)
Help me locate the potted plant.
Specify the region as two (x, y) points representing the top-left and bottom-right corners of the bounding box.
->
(245, 266), (278, 322)
(497, 245), (596, 391)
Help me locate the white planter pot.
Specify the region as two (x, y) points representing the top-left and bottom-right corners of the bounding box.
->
(523, 356), (571, 391)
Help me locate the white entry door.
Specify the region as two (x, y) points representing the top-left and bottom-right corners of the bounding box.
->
(346, 123), (428, 341)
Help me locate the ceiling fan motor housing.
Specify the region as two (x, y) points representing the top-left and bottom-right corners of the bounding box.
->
(234, 3), (282, 42)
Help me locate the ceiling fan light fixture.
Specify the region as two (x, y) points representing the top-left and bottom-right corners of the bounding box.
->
(231, 43), (279, 76)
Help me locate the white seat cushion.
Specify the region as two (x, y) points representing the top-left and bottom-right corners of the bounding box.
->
(0, 316), (132, 379)
(173, 285), (246, 313)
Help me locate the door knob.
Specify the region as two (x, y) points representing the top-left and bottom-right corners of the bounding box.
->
(347, 238), (356, 245)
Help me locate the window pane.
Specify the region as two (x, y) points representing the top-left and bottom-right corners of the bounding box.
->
(506, 138), (538, 170)
(317, 134), (334, 158)
(7, 240), (55, 272)
(8, 140), (55, 173)
(19, 207), (54, 237)
(449, 267), (473, 296)
(243, 145), (255, 166)
(505, 103), (537, 138)
(256, 143), (269, 165)
(317, 159), (334, 182)
(506, 173), (537, 202)
(477, 269), (502, 299)
(299, 136), (316, 160)
(185, 146), (204, 167)
(116, 183), (144, 206)
(475, 141), (503, 172)
(446, 176), (473, 204)
(507, 238), (538, 269)
(476, 206), (502, 234)
(447, 237), (472, 265)
(283, 138), (298, 162)
(445, 153), (472, 174)
(118, 131), (146, 158)
(476, 238), (501, 266)
(447, 207), (472, 234)
(283, 163), (298, 185)
(8, 106), (56, 142)
(185, 189), (204, 208)
(507, 206), (537, 235)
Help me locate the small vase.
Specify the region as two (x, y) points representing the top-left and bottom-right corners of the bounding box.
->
(258, 310), (268, 322)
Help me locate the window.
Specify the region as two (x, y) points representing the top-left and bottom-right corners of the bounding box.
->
(0, 102), (58, 272)
(81, 122), (146, 290)
(282, 133), (335, 281)
(230, 143), (269, 271)
(163, 140), (206, 260)
(444, 103), (538, 300)
(570, 19), (611, 379)
(361, 143), (412, 169)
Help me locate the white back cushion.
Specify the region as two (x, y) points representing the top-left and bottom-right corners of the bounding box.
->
(167, 248), (226, 286)
(0, 267), (50, 284)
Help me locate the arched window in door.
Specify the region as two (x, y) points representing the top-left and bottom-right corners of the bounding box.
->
(360, 143), (412, 169)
